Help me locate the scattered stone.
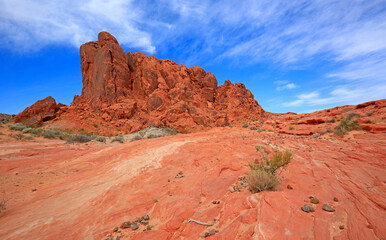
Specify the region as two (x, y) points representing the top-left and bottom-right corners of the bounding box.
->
(301, 204), (316, 213)
(132, 223), (139, 230)
(228, 186), (235, 193)
(212, 200), (220, 204)
(113, 227), (118, 232)
(333, 197), (339, 202)
(287, 185), (293, 190)
(146, 225), (152, 230)
(204, 229), (218, 238)
(339, 225), (345, 230)
(322, 203), (335, 212)
(175, 172), (184, 178)
(105, 234), (112, 240)
(310, 197), (320, 204)
(168, 179), (170, 182)
(32, 189), (37, 192)
(113, 235), (120, 240)
(144, 214), (150, 220)
(120, 222), (131, 229)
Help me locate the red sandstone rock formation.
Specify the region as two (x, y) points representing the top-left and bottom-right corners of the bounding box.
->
(36, 31), (265, 134)
(13, 96), (58, 126)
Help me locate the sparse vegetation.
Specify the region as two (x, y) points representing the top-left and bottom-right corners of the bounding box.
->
(247, 145), (292, 193)
(95, 136), (106, 142)
(111, 136), (124, 143)
(366, 110), (375, 116)
(70, 134), (92, 143)
(247, 170), (280, 193)
(0, 131), (3, 135)
(334, 119), (362, 136)
(11, 133), (24, 140)
(25, 135), (34, 140)
(312, 133), (321, 138)
(346, 112), (359, 121)
(22, 128), (32, 133)
(7, 123), (27, 131)
(130, 135), (143, 142)
(242, 124), (249, 128)
(325, 118), (336, 123)
(43, 130), (61, 139)
(250, 126), (257, 130)
(289, 126), (294, 130)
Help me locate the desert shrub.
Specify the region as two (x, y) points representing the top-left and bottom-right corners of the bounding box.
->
(0, 131), (3, 135)
(346, 112), (359, 121)
(289, 126), (294, 130)
(25, 135), (34, 140)
(334, 119), (362, 136)
(257, 128), (266, 133)
(247, 170), (280, 193)
(7, 123), (27, 131)
(0, 123), (3, 128)
(250, 147), (292, 175)
(130, 135), (142, 142)
(325, 118), (336, 123)
(22, 128), (32, 133)
(111, 136), (124, 143)
(29, 128), (44, 136)
(12, 133), (24, 140)
(73, 134), (92, 143)
(95, 136), (106, 142)
(312, 133), (321, 138)
(250, 126), (257, 130)
(43, 130), (62, 139)
(366, 110), (375, 116)
(242, 124), (249, 128)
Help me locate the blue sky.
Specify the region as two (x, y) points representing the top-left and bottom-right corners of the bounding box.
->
(1, 0), (386, 114)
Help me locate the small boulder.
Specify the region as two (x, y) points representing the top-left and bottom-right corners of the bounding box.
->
(113, 227), (118, 232)
(310, 197), (319, 204)
(322, 203), (335, 212)
(228, 186), (235, 193)
(144, 214), (150, 220)
(287, 185), (293, 190)
(120, 222), (131, 229)
(132, 223), (139, 230)
(301, 204), (316, 213)
(333, 197), (339, 202)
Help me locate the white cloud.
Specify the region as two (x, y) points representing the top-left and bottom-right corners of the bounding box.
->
(0, 0), (156, 53)
(276, 83), (297, 91)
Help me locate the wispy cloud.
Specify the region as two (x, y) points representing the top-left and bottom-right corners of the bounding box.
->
(0, 0), (156, 53)
(275, 82), (297, 91)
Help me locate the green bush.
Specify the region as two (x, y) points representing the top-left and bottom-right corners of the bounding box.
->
(43, 130), (61, 139)
(247, 146), (292, 193)
(7, 123), (27, 131)
(25, 135), (34, 140)
(29, 128), (44, 136)
(95, 136), (106, 142)
(334, 119), (362, 136)
(346, 112), (359, 121)
(22, 128), (32, 133)
(366, 110), (375, 116)
(242, 124), (249, 128)
(111, 136), (124, 143)
(325, 118), (336, 123)
(250, 126), (257, 130)
(73, 134), (92, 143)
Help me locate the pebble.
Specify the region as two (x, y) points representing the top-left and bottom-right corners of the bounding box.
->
(144, 214), (150, 220)
(287, 185), (293, 190)
(113, 227), (118, 232)
(339, 225), (345, 230)
(146, 225), (152, 230)
(228, 186), (235, 193)
(333, 197), (339, 202)
(113, 236), (120, 240)
(310, 197), (319, 204)
(322, 203), (335, 212)
(301, 204), (316, 213)
(132, 223), (139, 230)
(204, 229), (218, 238)
(120, 221), (131, 229)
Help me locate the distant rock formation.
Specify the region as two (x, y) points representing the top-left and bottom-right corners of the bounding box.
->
(16, 31), (265, 135)
(14, 96), (59, 126)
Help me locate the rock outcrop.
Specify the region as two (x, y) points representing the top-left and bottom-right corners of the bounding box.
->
(29, 31), (265, 134)
(13, 96), (58, 126)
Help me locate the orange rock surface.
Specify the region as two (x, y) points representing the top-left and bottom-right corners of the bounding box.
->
(0, 120), (385, 239)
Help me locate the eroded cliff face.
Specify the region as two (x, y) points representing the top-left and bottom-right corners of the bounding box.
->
(20, 31), (264, 134)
